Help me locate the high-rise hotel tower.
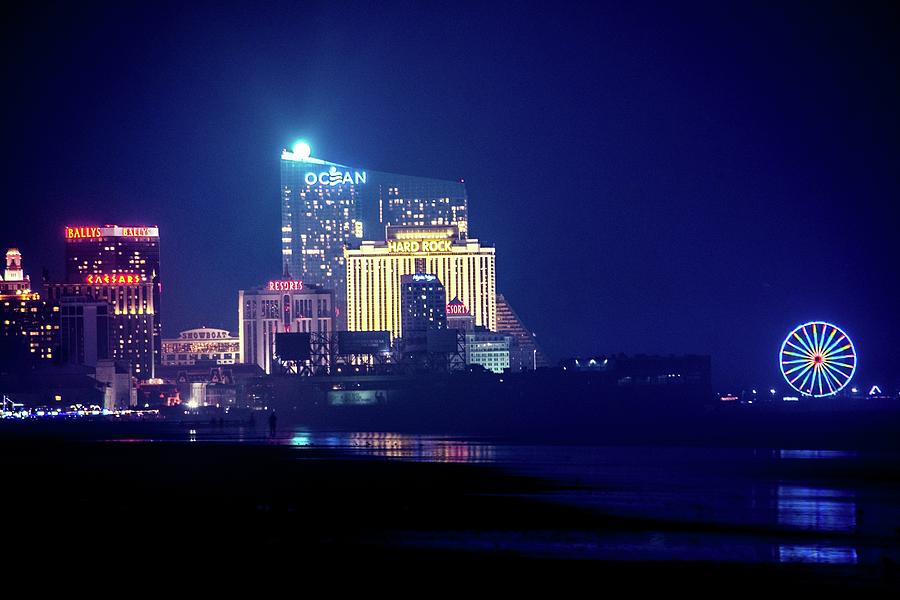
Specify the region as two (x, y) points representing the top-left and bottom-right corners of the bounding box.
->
(47, 225), (161, 378)
(345, 225), (496, 341)
(280, 144), (468, 318)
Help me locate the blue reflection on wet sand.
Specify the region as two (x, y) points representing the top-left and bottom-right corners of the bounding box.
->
(777, 485), (856, 533)
(778, 545), (858, 564)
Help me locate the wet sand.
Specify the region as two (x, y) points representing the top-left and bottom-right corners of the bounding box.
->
(2, 424), (898, 590)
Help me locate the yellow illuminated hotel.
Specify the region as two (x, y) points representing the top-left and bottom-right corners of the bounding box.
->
(345, 226), (496, 339)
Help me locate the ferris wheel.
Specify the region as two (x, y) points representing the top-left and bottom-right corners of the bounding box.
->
(780, 321), (856, 397)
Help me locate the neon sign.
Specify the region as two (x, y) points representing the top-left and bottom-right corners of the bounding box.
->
(304, 166), (367, 187)
(86, 274), (142, 285)
(66, 227), (102, 239)
(412, 274), (437, 282)
(66, 226), (159, 239)
(446, 302), (470, 316)
(268, 280), (304, 291)
(119, 227), (153, 236)
(387, 240), (453, 253)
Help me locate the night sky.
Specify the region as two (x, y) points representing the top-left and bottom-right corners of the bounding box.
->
(2, 1), (897, 391)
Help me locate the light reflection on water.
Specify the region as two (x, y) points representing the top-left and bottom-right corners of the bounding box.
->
(288, 429), (497, 463)
(104, 427), (893, 566)
(778, 545), (858, 564)
(778, 449), (858, 460)
(776, 485), (856, 533)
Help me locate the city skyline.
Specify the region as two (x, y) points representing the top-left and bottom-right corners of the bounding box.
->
(3, 3), (899, 580)
(1, 2), (897, 390)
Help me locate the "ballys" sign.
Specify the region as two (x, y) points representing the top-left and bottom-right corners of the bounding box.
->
(304, 166), (367, 187)
(387, 240), (453, 253)
(66, 226), (158, 238)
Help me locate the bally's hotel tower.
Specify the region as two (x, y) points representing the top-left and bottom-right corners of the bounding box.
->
(280, 143), (469, 320)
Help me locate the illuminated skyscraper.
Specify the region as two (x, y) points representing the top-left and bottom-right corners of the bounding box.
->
(0, 249), (58, 368)
(400, 274), (447, 334)
(345, 226), (495, 340)
(280, 145), (468, 317)
(63, 225), (161, 284)
(50, 225), (162, 378)
(378, 174), (467, 234)
(47, 280), (157, 378)
(238, 279), (334, 374)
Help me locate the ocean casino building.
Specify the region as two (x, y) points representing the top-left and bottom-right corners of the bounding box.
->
(280, 144), (468, 319)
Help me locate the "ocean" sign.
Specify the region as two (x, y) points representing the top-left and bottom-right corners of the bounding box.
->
(305, 166), (367, 186)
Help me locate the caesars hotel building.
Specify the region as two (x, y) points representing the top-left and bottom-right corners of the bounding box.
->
(345, 226), (496, 340)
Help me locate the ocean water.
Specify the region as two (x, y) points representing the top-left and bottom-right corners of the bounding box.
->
(145, 425), (900, 566)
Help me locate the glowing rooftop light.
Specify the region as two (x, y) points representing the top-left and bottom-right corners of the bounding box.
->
(292, 141), (311, 159)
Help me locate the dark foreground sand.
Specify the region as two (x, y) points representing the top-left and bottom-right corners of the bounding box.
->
(1, 425), (897, 591)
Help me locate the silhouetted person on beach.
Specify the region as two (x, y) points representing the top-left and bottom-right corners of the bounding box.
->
(268, 411), (277, 437)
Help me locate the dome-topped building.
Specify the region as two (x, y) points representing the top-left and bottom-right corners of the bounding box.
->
(0, 247), (31, 295)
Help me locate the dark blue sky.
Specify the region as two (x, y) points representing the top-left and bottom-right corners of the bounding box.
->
(2, 1), (897, 390)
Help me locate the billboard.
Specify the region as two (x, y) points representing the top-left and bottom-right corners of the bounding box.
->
(327, 389), (386, 406)
(337, 331), (390, 355)
(427, 329), (459, 354)
(275, 332), (311, 361)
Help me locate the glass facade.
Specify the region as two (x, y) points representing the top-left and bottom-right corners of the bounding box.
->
(280, 158), (363, 319)
(59, 297), (110, 366)
(400, 274), (447, 334)
(379, 174), (468, 235)
(280, 151), (468, 320)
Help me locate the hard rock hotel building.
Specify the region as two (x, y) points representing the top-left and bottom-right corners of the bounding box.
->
(345, 226), (496, 340)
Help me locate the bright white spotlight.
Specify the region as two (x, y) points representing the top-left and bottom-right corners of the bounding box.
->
(292, 141), (311, 159)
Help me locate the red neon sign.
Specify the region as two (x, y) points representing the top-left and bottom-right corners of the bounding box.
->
(268, 280), (304, 291)
(86, 274), (142, 285)
(66, 226), (157, 239)
(66, 227), (101, 239)
(446, 302), (469, 315)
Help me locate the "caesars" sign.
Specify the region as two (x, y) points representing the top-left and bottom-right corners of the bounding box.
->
(86, 273), (144, 285)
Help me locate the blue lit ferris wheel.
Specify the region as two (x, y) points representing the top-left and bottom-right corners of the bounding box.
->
(780, 321), (856, 397)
